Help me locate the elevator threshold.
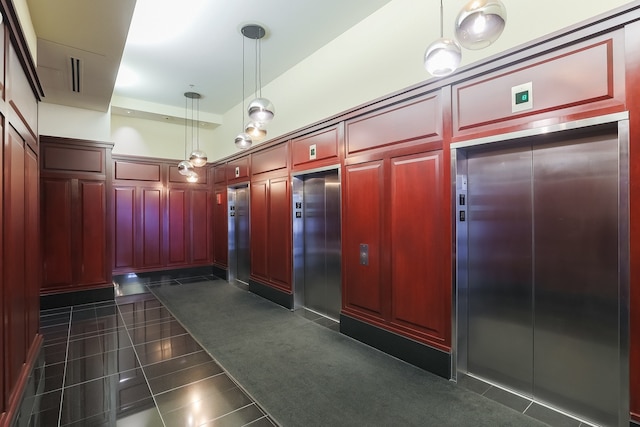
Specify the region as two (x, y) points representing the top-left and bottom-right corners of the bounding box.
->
(295, 307), (340, 330)
(462, 373), (599, 427)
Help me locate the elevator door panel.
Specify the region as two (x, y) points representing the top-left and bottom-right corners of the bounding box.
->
(467, 147), (534, 395)
(533, 136), (619, 426)
(303, 170), (341, 320)
(235, 187), (250, 284)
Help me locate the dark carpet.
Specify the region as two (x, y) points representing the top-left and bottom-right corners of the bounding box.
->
(150, 279), (544, 427)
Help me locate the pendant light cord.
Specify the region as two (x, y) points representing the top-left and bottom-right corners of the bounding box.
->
(184, 95), (188, 159)
(440, 0), (444, 38)
(242, 34), (246, 127)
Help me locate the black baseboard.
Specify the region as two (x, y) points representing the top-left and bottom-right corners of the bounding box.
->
(41, 286), (115, 310)
(211, 265), (228, 280)
(340, 314), (451, 379)
(133, 265), (214, 280)
(631, 419), (639, 427)
(248, 280), (294, 309)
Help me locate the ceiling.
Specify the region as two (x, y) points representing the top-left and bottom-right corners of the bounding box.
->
(27, 0), (394, 127)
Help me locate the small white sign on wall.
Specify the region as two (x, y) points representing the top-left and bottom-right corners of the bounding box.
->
(309, 144), (317, 161)
(235, 166), (240, 178)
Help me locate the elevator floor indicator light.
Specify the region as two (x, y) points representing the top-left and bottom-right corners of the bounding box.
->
(515, 90), (529, 104)
(511, 82), (533, 113)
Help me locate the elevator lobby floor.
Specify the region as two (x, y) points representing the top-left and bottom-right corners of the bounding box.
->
(27, 271), (603, 427)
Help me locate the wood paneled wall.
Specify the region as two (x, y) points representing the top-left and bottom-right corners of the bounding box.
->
(112, 156), (212, 274)
(40, 137), (113, 294)
(0, 0), (44, 424)
(210, 5), (640, 420)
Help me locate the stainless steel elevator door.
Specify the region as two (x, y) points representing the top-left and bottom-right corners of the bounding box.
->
(229, 186), (250, 286)
(465, 130), (621, 426)
(303, 170), (341, 319)
(533, 135), (619, 426)
(467, 146), (534, 395)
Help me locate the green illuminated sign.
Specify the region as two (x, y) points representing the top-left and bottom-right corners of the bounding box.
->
(515, 90), (529, 105)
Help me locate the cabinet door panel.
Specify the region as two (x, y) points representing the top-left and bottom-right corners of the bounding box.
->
(114, 187), (135, 270)
(213, 185), (228, 266)
(42, 178), (73, 288)
(191, 189), (210, 263)
(25, 147), (40, 342)
(268, 176), (291, 289)
(141, 188), (163, 268)
(79, 181), (107, 285)
(390, 152), (446, 340)
(250, 180), (269, 280)
(167, 189), (187, 265)
(344, 161), (383, 316)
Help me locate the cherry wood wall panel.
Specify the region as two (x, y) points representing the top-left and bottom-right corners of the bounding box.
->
(24, 146), (39, 351)
(343, 161), (384, 317)
(390, 151), (448, 348)
(78, 181), (107, 285)
(114, 187), (135, 270)
(346, 93), (442, 157)
(250, 180), (269, 281)
(141, 188), (163, 268)
(7, 44), (37, 144)
(214, 165), (226, 183)
(626, 19), (640, 424)
(0, 116), (4, 417)
(167, 189), (187, 265)
(452, 31), (626, 141)
(291, 125), (340, 171)
(3, 127), (26, 406)
(190, 189), (211, 264)
(227, 156), (250, 183)
(252, 144), (288, 176)
(115, 161), (160, 181)
(41, 178), (73, 288)
(267, 176), (291, 290)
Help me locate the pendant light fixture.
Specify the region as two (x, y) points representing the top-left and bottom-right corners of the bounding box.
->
(185, 91), (207, 167)
(424, 0), (462, 77)
(455, 0), (507, 50)
(242, 24), (275, 125)
(235, 28), (253, 150)
(177, 90), (202, 183)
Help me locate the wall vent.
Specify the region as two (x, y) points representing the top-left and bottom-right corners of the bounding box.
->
(70, 57), (81, 93)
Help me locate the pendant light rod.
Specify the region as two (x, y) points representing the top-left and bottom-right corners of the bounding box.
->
(440, 0), (443, 38)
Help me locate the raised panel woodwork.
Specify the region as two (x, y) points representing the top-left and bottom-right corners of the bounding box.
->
(167, 189), (187, 265)
(250, 180), (269, 280)
(41, 178), (73, 288)
(292, 126), (339, 167)
(626, 19), (640, 423)
(7, 44), (37, 139)
(390, 152), (446, 342)
(190, 189), (210, 263)
(213, 184), (228, 267)
(227, 157), (249, 181)
(114, 187), (135, 270)
(251, 144), (288, 176)
(453, 32), (625, 138)
(4, 126), (26, 403)
(267, 176), (291, 289)
(24, 146), (40, 357)
(0, 115), (4, 414)
(42, 145), (104, 173)
(78, 181), (107, 285)
(141, 188), (163, 268)
(115, 161), (160, 181)
(214, 166), (226, 183)
(343, 161), (383, 316)
(346, 93), (441, 155)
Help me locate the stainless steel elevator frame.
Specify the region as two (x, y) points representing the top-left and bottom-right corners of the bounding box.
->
(451, 112), (630, 427)
(292, 165), (342, 320)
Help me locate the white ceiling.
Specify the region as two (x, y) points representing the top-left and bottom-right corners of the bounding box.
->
(27, 0), (394, 126)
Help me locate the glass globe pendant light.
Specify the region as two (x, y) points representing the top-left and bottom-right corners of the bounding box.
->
(455, 0), (507, 50)
(424, 0), (462, 77)
(178, 160), (194, 176)
(186, 171), (199, 183)
(184, 91), (208, 167)
(235, 132), (253, 149)
(245, 121), (267, 141)
(242, 24), (274, 125)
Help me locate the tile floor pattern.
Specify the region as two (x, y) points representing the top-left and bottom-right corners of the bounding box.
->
(30, 277), (278, 427)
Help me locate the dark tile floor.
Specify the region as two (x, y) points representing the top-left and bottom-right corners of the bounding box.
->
(30, 273), (278, 427)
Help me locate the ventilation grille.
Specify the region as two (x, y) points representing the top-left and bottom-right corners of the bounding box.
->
(70, 57), (81, 93)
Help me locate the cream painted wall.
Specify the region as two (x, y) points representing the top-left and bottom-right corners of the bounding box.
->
(207, 0), (634, 162)
(39, 102), (111, 141)
(112, 114), (217, 160)
(12, 0), (37, 61)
